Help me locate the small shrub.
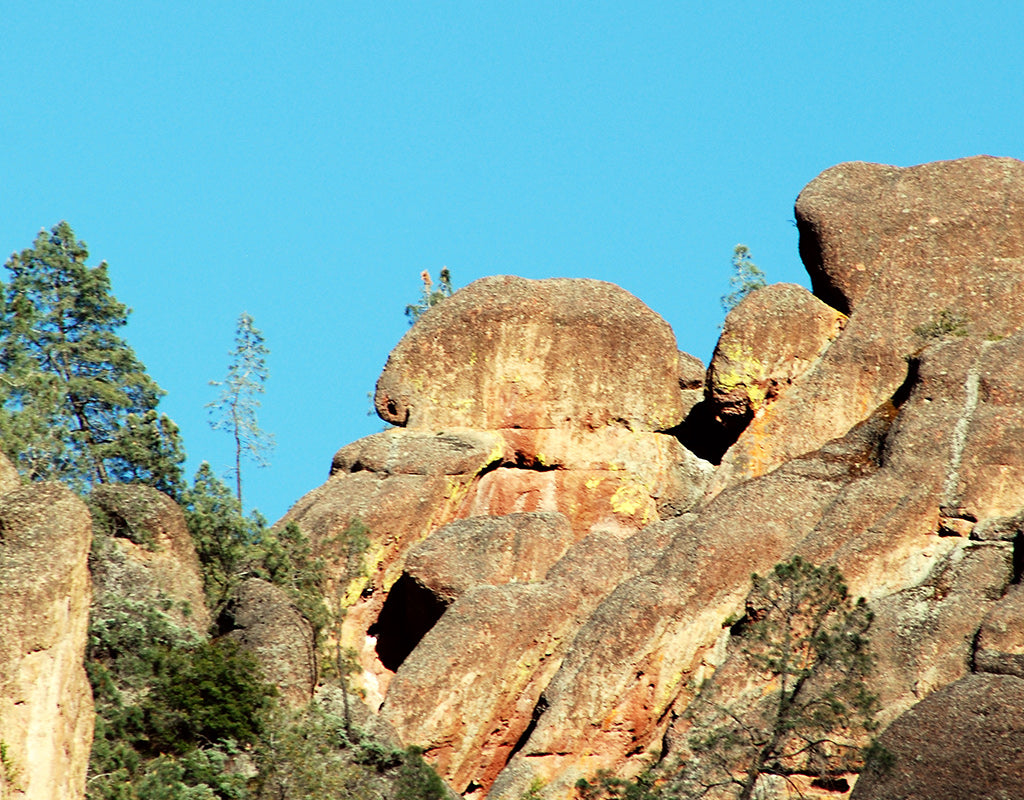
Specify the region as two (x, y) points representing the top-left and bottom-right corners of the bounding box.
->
(913, 309), (968, 339)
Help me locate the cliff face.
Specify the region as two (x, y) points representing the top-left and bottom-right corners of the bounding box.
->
(280, 155), (1024, 800)
(0, 462), (93, 800)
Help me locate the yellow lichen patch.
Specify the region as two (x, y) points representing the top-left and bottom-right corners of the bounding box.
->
(585, 477), (603, 490)
(610, 479), (652, 523)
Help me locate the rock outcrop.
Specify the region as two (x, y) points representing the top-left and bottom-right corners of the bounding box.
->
(270, 155), (1024, 800)
(281, 279), (711, 716)
(375, 276), (685, 432)
(714, 155), (1024, 491)
(0, 476), (93, 800)
(221, 578), (317, 708)
(850, 673), (1024, 800)
(90, 484), (211, 636)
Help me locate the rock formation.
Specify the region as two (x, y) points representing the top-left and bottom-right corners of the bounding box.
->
(90, 484), (211, 636)
(272, 155), (1024, 800)
(8, 155), (1024, 800)
(0, 465), (93, 800)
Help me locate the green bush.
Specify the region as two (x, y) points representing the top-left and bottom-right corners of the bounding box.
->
(145, 640), (276, 753)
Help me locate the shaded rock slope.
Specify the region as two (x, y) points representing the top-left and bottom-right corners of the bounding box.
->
(273, 155), (1024, 800)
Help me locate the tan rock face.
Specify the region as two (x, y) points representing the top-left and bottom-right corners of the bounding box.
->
(382, 522), (673, 798)
(975, 583), (1024, 678)
(850, 673), (1024, 800)
(90, 484), (211, 636)
(0, 482), (93, 800)
(375, 276), (685, 432)
(707, 283), (845, 433)
(494, 329), (1024, 798)
(716, 156), (1024, 489)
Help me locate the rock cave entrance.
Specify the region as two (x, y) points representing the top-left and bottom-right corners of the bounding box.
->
(369, 573), (448, 672)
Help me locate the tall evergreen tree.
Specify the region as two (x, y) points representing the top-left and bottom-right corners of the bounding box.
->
(208, 312), (274, 507)
(0, 222), (184, 495)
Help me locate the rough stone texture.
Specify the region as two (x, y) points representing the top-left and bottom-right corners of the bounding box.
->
(716, 156), (1024, 490)
(677, 351), (706, 418)
(868, 541), (1013, 725)
(279, 467), (476, 708)
(375, 276), (685, 432)
(850, 673), (1024, 800)
(493, 330), (1024, 798)
(975, 583), (1024, 678)
(332, 428), (504, 477)
(382, 524), (671, 799)
(222, 578), (316, 708)
(403, 512), (575, 603)
(459, 427), (712, 537)
(90, 484), (211, 636)
(0, 483), (93, 800)
(0, 451), (21, 496)
(706, 283), (845, 440)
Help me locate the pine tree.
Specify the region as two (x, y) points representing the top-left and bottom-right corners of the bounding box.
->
(673, 557), (877, 800)
(208, 312), (274, 507)
(0, 222), (184, 495)
(721, 245), (767, 313)
(405, 267), (454, 324)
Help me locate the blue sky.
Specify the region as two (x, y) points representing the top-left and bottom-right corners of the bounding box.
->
(2, 2), (1022, 521)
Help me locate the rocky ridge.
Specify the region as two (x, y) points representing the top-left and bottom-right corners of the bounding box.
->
(277, 155), (1024, 800)
(6, 155), (1024, 800)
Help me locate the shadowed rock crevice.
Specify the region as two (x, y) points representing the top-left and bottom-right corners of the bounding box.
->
(369, 573), (449, 672)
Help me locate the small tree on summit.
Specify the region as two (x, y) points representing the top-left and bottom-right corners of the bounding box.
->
(208, 312), (274, 507)
(721, 245), (766, 313)
(405, 267), (454, 324)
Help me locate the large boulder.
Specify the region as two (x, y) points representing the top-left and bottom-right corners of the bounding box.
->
(375, 276), (686, 432)
(0, 482), (93, 800)
(716, 156), (1024, 490)
(493, 329), (1024, 797)
(221, 578), (317, 708)
(90, 484), (211, 636)
(850, 673), (1024, 800)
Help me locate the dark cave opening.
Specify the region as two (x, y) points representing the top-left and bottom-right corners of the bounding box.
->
(368, 573), (449, 672)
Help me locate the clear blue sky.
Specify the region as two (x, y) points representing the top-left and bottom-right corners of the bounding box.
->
(2, 2), (1022, 521)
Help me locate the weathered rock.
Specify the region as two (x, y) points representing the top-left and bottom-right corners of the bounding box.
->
(494, 329), (1024, 797)
(375, 276), (685, 432)
(222, 578), (316, 708)
(716, 156), (1024, 490)
(332, 428), (503, 477)
(705, 283), (845, 445)
(280, 468), (475, 708)
(677, 351), (705, 418)
(868, 541), (1013, 725)
(850, 673), (1024, 800)
(0, 483), (93, 800)
(90, 484), (211, 636)
(460, 427), (712, 537)
(383, 524), (669, 798)
(0, 451), (21, 496)
(404, 512), (575, 603)
(975, 583), (1024, 678)
(491, 406), (901, 799)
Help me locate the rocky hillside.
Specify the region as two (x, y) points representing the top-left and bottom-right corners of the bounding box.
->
(3, 155), (1024, 800)
(282, 155), (1024, 800)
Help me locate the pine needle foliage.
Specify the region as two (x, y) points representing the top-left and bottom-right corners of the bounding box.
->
(674, 557), (877, 800)
(721, 245), (767, 313)
(208, 312), (274, 507)
(405, 268), (454, 324)
(0, 222), (184, 495)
